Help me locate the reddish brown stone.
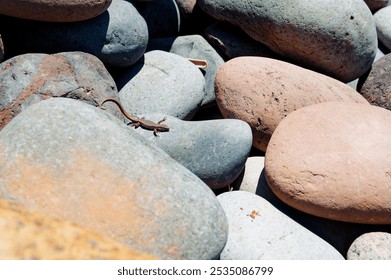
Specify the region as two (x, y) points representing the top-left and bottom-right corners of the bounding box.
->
(215, 57), (368, 151)
(0, 0), (112, 22)
(358, 53), (391, 110)
(265, 102), (391, 224)
(0, 52), (120, 130)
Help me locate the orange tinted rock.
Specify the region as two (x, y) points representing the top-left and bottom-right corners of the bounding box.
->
(0, 0), (112, 22)
(0, 98), (228, 260)
(0, 199), (156, 260)
(265, 102), (391, 224)
(215, 57), (368, 151)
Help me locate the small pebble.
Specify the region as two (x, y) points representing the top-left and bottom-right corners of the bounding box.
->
(347, 232), (391, 260)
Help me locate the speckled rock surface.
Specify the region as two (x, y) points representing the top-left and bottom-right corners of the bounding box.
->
(198, 0), (377, 82)
(265, 102), (391, 224)
(358, 53), (391, 110)
(0, 52), (120, 130)
(0, 98), (228, 260)
(0, 0), (112, 22)
(217, 191), (344, 260)
(117, 50), (205, 120)
(215, 57), (368, 151)
(132, 113), (252, 189)
(347, 232), (391, 260)
(147, 35), (224, 107)
(0, 198), (156, 260)
(375, 6), (391, 51)
(0, 0), (148, 68)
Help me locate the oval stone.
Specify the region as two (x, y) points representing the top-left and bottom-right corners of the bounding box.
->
(132, 113), (252, 189)
(215, 57), (368, 152)
(147, 35), (225, 107)
(265, 102), (391, 224)
(0, 98), (228, 259)
(0, 198), (156, 260)
(198, 0), (377, 82)
(217, 191), (344, 260)
(0, 52), (121, 130)
(375, 6), (391, 51)
(117, 50), (205, 120)
(347, 232), (391, 260)
(0, 0), (112, 22)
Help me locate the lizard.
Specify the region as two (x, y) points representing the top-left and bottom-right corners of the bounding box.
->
(98, 98), (170, 136)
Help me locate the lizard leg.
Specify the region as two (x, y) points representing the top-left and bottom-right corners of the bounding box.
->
(128, 122), (141, 129)
(153, 129), (159, 137)
(158, 117), (167, 124)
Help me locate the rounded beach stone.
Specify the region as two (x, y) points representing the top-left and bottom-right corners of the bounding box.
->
(0, 0), (148, 68)
(217, 191), (344, 260)
(198, 0), (377, 82)
(265, 102), (391, 224)
(215, 57), (368, 152)
(0, 98), (228, 259)
(375, 6), (391, 51)
(358, 53), (391, 110)
(0, 0), (112, 22)
(118, 50), (205, 120)
(147, 35), (225, 107)
(347, 232), (391, 260)
(0, 52), (120, 130)
(132, 113), (252, 189)
(0, 198), (156, 260)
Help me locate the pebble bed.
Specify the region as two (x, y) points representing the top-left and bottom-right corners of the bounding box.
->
(0, 0), (390, 260)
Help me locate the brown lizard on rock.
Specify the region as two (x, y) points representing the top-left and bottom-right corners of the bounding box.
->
(98, 98), (170, 136)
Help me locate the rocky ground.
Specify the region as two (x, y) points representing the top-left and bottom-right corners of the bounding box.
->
(0, 0), (390, 260)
